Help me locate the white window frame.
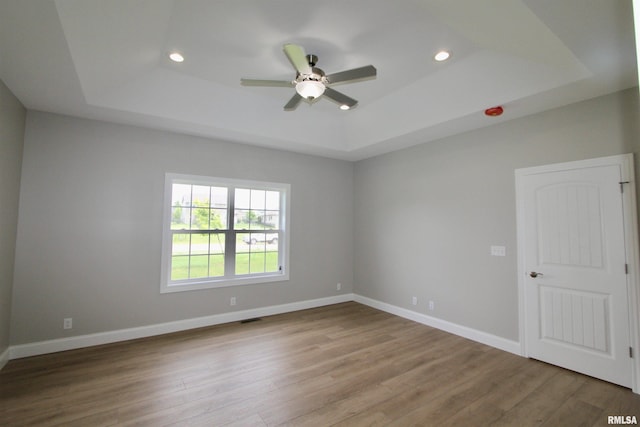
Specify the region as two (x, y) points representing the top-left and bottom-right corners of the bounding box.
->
(160, 173), (290, 293)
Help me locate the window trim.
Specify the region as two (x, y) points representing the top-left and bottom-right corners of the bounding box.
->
(160, 173), (290, 293)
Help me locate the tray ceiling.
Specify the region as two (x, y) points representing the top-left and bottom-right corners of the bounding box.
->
(0, 0), (636, 160)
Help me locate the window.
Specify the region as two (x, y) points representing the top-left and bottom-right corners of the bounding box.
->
(161, 174), (290, 293)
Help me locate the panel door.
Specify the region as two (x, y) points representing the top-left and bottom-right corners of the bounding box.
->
(520, 162), (631, 387)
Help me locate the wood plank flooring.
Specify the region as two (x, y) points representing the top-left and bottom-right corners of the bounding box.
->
(1, 302), (638, 426)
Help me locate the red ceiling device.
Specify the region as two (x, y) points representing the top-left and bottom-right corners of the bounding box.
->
(484, 106), (504, 117)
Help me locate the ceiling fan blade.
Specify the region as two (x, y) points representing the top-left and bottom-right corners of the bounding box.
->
(326, 65), (377, 85)
(284, 93), (303, 111)
(283, 44), (312, 75)
(323, 87), (358, 109)
(241, 79), (293, 87)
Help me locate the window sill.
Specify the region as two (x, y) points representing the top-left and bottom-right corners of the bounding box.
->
(160, 272), (289, 293)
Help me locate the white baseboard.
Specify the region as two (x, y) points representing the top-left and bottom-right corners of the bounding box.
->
(0, 347), (9, 370)
(7, 292), (521, 361)
(353, 294), (522, 355)
(9, 294), (354, 360)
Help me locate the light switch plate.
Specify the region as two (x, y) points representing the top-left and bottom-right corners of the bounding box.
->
(491, 245), (506, 256)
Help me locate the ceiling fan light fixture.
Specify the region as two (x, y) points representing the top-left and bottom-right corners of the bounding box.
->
(295, 80), (325, 99)
(340, 104), (350, 110)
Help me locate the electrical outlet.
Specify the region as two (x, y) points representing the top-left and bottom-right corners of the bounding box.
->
(63, 318), (72, 329)
(412, 296), (418, 306)
(337, 283), (342, 291)
(230, 297), (237, 306)
(428, 300), (435, 311)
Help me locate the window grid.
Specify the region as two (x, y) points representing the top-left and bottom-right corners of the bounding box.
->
(162, 174), (289, 292)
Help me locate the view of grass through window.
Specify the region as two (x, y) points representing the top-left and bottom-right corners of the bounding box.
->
(169, 183), (281, 282)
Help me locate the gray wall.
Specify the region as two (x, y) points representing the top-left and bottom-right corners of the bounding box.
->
(354, 88), (640, 342)
(8, 88), (640, 348)
(0, 80), (25, 354)
(10, 112), (354, 344)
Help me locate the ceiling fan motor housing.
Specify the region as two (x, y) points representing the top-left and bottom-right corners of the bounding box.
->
(296, 67), (326, 83)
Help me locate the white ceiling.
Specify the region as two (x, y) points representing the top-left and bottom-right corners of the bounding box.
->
(0, 0), (637, 161)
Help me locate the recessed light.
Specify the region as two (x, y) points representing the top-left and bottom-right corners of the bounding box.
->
(434, 50), (450, 62)
(340, 104), (350, 110)
(169, 52), (184, 63)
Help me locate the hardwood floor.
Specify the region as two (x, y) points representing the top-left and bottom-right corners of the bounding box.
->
(1, 302), (638, 426)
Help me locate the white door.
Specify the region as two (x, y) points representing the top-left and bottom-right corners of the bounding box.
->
(516, 155), (634, 388)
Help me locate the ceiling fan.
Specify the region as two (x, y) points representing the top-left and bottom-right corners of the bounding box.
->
(241, 44), (377, 111)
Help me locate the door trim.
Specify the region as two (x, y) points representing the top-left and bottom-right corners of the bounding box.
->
(515, 153), (640, 393)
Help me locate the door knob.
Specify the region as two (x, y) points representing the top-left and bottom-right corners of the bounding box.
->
(529, 271), (543, 278)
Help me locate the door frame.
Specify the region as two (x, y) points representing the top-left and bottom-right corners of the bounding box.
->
(515, 153), (640, 393)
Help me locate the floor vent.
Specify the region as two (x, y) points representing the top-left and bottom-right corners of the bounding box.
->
(240, 318), (262, 324)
